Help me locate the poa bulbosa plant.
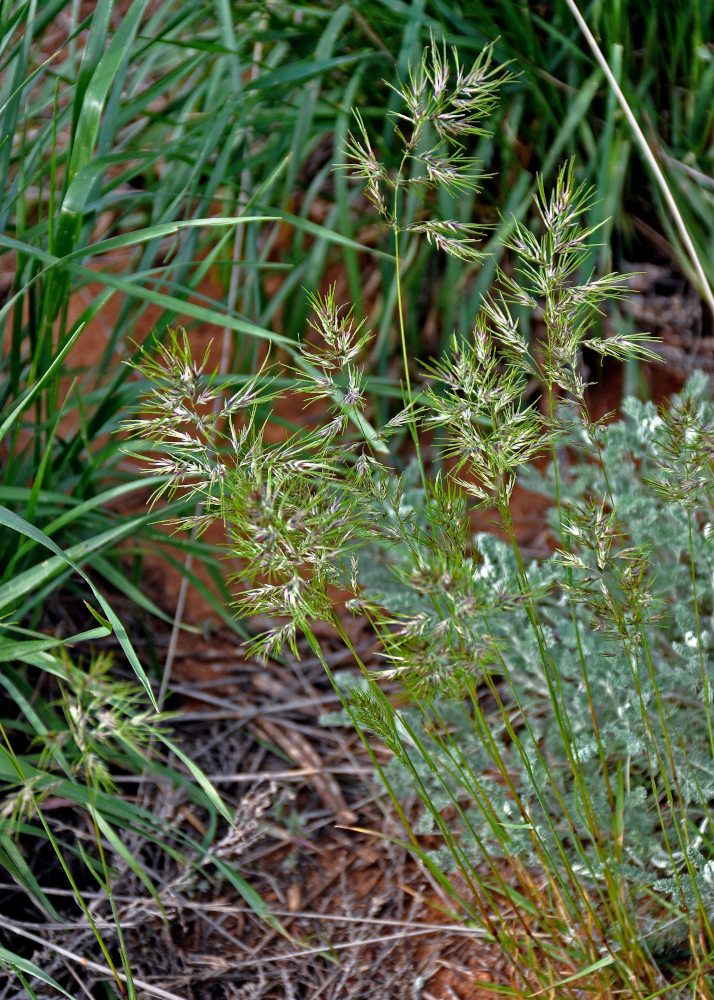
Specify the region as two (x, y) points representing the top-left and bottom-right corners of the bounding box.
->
(133, 37), (714, 998)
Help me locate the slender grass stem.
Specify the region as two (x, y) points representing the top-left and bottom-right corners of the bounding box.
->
(0, 725), (127, 997)
(688, 509), (714, 758)
(564, 0), (714, 320)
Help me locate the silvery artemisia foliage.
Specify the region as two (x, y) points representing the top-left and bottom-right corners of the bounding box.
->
(358, 374), (714, 953)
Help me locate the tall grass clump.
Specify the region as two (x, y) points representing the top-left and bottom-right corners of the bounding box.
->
(0, 0), (402, 630)
(133, 37), (714, 998)
(0, 2), (357, 990)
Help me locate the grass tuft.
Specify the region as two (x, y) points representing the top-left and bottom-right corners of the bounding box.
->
(135, 36), (714, 997)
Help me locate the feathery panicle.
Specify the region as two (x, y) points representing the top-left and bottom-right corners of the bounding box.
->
(129, 39), (714, 991)
(342, 109), (392, 222)
(390, 37), (512, 149)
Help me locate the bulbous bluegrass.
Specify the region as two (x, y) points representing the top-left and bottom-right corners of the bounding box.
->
(131, 38), (714, 987)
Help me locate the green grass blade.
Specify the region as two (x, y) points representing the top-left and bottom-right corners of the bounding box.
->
(161, 736), (232, 825)
(0, 829), (63, 922)
(0, 506), (156, 707)
(0, 946), (74, 999)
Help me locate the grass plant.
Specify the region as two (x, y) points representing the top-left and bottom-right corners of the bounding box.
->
(3, 0), (714, 994)
(0, 2), (378, 991)
(133, 36), (714, 997)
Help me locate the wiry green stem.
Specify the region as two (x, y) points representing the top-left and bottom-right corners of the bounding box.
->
(688, 509), (714, 759)
(565, 0), (714, 320)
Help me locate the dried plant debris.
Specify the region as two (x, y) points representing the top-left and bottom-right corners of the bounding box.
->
(625, 263), (710, 372)
(1, 638), (504, 1000)
(2, 812), (499, 1000)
